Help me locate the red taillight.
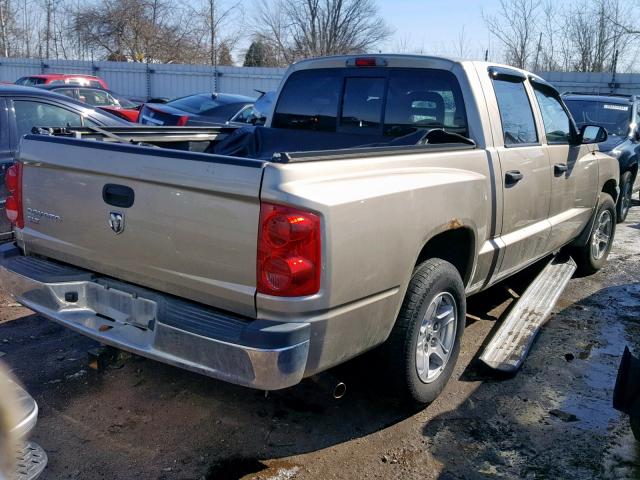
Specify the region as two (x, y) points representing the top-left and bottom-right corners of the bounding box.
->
(4, 163), (23, 229)
(257, 202), (321, 297)
(177, 115), (189, 126)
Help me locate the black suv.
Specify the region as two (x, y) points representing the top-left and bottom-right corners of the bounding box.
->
(563, 93), (639, 222)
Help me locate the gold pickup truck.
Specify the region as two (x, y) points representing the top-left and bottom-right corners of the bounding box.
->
(0, 55), (619, 404)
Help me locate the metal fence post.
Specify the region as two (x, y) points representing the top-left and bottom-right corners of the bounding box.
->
(146, 61), (151, 101)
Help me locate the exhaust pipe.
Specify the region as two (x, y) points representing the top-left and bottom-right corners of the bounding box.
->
(311, 372), (347, 399)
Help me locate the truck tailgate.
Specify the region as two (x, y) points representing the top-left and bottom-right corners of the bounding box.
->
(17, 135), (265, 317)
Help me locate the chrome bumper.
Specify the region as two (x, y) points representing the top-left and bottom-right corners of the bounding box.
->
(0, 245), (310, 391)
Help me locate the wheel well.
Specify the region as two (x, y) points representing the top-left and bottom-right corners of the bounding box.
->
(602, 179), (618, 202)
(416, 228), (474, 286)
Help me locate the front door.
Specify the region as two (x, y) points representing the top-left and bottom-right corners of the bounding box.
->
(491, 74), (552, 278)
(531, 84), (598, 251)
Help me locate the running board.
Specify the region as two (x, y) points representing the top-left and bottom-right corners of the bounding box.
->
(479, 254), (576, 373)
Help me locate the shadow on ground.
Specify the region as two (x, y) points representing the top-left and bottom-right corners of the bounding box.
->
(423, 282), (640, 479)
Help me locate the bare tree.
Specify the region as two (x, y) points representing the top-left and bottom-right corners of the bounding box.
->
(255, 0), (392, 63)
(483, 0), (539, 69)
(74, 0), (206, 63)
(561, 0), (633, 72)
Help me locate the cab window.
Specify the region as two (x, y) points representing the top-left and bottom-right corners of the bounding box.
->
(492, 78), (538, 146)
(13, 101), (83, 138)
(533, 87), (572, 144)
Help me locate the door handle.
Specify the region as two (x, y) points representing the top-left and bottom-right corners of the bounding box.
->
(102, 184), (135, 208)
(505, 170), (524, 186)
(554, 163), (568, 175)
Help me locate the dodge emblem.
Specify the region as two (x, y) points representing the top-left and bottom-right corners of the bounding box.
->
(109, 212), (125, 234)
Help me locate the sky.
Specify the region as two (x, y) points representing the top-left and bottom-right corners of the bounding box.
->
(377, 0), (501, 60)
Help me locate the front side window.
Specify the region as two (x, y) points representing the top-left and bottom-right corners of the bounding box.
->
(533, 88), (572, 144)
(492, 78), (538, 145)
(13, 100), (83, 137)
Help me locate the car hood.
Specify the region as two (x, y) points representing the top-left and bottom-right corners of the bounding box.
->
(598, 135), (625, 153)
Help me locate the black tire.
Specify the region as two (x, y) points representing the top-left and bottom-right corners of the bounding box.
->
(382, 258), (465, 405)
(572, 193), (616, 276)
(616, 171), (633, 223)
(632, 416), (640, 441)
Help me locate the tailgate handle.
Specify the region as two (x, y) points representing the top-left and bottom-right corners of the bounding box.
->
(103, 184), (135, 208)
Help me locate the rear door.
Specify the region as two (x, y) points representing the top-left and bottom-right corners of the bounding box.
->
(531, 83), (597, 250)
(489, 70), (552, 278)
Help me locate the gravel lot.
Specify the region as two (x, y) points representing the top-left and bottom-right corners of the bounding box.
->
(1, 202), (639, 480)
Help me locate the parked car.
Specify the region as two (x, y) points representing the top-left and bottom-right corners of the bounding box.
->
(0, 85), (127, 241)
(0, 56), (618, 406)
(138, 92), (256, 126)
(0, 364), (47, 479)
(15, 74), (108, 89)
(614, 347), (640, 441)
(36, 85), (141, 122)
(563, 93), (640, 222)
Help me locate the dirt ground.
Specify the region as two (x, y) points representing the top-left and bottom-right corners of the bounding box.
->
(1, 202), (639, 480)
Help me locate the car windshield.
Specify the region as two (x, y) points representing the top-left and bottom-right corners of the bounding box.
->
(564, 99), (632, 137)
(166, 94), (223, 116)
(112, 95), (138, 109)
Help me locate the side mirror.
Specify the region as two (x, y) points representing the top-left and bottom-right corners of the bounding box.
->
(579, 125), (607, 144)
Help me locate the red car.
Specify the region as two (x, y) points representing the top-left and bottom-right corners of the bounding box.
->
(37, 85), (141, 122)
(15, 73), (108, 89)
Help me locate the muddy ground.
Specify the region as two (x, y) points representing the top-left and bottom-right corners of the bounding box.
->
(1, 203), (639, 480)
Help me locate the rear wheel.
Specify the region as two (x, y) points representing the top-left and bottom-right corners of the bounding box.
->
(382, 258), (465, 405)
(617, 171), (633, 223)
(632, 416), (640, 441)
(572, 193), (616, 276)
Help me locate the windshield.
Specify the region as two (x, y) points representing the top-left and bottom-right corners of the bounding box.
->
(564, 99), (631, 137)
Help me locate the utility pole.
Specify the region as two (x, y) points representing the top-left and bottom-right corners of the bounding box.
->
(0, 1), (8, 57)
(533, 32), (542, 72)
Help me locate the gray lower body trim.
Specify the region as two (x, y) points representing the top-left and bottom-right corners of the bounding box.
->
(0, 245), (310, 391)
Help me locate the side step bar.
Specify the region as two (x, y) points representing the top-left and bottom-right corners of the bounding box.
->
(479, 254), (577, 373)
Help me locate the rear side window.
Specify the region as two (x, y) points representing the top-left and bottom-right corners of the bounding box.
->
(272, 69), (342, 131)
(492, 79), (538, 145)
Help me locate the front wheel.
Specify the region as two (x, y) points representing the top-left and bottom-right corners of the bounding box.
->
(572, 193), (616, 276)
(382, 258), (465, 405)
(632, 416), (640, 441)
(616, 171), (633, 223)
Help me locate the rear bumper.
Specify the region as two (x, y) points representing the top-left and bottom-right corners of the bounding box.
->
(0, 245), (310, 390)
